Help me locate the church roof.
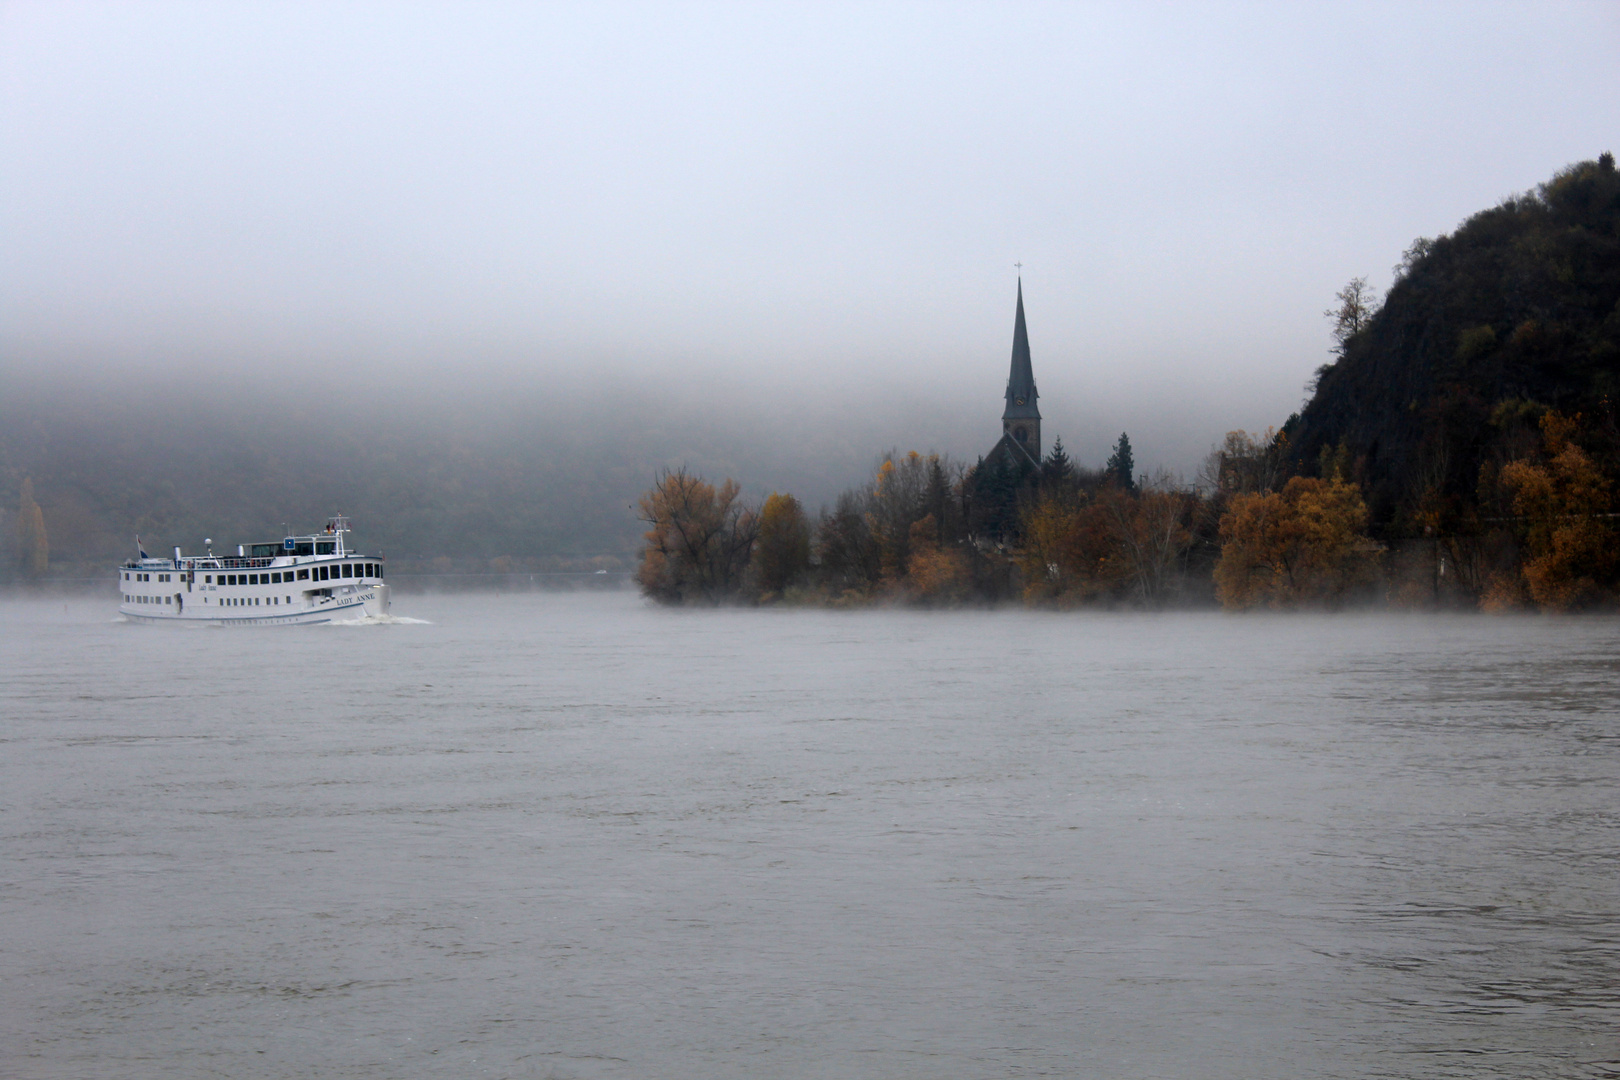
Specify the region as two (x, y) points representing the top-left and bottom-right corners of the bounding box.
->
(1003, 278), (1040, 420)
(986, 430), (1041, 471)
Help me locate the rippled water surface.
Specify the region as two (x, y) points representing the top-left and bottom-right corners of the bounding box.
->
(3, 592), (1617, 1079)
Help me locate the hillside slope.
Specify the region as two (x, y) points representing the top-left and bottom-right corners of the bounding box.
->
(1289, 154), (1620, 533)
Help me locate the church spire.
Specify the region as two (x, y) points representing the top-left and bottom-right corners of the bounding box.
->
(1000, 277), (1041, 459)
(1004, 278), (1039, 420)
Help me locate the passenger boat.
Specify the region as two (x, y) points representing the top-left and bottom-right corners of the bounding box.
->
(118, 516), (389, 626)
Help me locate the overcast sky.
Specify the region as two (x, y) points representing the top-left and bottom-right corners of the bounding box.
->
(3, 1), (1617, 474)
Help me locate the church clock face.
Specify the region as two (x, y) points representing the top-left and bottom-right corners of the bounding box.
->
(1015, 397), (1026, 406)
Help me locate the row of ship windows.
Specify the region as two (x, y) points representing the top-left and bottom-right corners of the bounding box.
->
(207, 563), (381, 586)
(122, 563), (383, 585)
(124, 595), (294, 607)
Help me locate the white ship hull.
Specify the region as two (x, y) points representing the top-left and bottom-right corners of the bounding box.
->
(121, 583), (391, 626)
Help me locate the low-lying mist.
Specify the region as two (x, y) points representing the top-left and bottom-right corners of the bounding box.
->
(0, 355), (1248, 578)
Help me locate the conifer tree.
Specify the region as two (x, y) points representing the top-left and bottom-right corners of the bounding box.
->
(1042, 438), (1076, 491)
(1105, 433), (1137, 493)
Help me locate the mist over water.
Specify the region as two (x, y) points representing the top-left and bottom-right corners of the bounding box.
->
(4, 593), (1616, 1078)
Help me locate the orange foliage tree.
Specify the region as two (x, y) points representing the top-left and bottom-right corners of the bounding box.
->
(1493, 412), (1615, 611)
(637, 468), (759, 605)
(904, 513), (973, 604)
(1017, 477), (1197, 606)
(1214, 476), (1379, 608)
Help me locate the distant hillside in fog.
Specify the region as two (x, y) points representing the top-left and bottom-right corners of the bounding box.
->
(0, 374), (994, 580)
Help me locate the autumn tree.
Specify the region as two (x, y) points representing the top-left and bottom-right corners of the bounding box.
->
(751, 492), (811, 600)
(1017, 487), (1127, 603)
(904, 514), (973, 604)
(1200, 429), (1291, 498)
(1213, 475), (1380, 608)
(13, 478), (48, 577)
(636, 468), (759, 605)
(815, 489), (883, 599)
(1101, 474), (1197, 606)
(813, 451), (968, 600)
(1493, 411), (1615, 611)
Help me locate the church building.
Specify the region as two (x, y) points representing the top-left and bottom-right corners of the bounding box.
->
(985, 278), (1042, 469)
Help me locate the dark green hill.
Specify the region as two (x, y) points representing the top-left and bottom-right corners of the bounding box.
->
(1289, 154), (1620, 533)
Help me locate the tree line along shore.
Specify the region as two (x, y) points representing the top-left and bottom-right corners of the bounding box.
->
(639, 155), (1620, 612)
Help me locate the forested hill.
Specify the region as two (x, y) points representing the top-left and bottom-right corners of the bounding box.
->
(1289, 153), (1620, 533)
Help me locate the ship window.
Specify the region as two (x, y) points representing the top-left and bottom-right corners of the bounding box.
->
(205, 575), (213, 584)
(321, 566), (331, 581)
(270, 572), (280, 583)
(316, 541), (335, 555)
(165, 596), (171, 604)
(342, 564), (353, 578)
(297, 569), (309, 580)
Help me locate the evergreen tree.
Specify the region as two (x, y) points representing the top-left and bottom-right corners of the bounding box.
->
(1105, 433), (1137, 493)
(921, 455), (952, 544)
(1041, 438), (1076, 491)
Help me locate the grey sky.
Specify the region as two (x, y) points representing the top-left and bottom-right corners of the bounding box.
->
(3, 1), (1617, 474)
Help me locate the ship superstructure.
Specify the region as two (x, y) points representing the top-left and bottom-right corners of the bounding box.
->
(118, 516), (389, 625)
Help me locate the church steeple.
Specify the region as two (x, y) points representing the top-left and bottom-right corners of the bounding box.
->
(1002, 278), (1041, 458)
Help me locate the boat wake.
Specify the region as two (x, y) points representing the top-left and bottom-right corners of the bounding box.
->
(327, 613), (432, 626)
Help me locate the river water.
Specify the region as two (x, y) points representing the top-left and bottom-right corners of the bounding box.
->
(2, 592), (1617, 1079)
